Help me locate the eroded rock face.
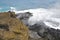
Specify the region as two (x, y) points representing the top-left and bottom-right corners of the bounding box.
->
(16, 12), (33, 26)
(0, 11), (28, 40)
(29, 22), (60, 40)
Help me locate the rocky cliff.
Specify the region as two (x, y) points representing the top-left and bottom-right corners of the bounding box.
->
(16, 12), (60, 40)
(0, 11), (28, 40)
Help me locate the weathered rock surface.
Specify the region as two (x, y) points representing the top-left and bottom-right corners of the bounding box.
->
(29, 21), (60, 40)
(0, 11), (28, 40)
(16, 12), (33, 26)
(16, 12), (60, 40)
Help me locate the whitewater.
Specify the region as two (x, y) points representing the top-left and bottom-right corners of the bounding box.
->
(10, 7), (60, 30)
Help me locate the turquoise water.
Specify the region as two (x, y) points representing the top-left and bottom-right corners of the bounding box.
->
(0, 0), (59, 12)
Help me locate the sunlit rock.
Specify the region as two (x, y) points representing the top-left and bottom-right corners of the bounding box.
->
(0, 11), (28, 40)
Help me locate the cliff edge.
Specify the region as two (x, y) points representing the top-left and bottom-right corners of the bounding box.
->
(0, 11), (28, 40)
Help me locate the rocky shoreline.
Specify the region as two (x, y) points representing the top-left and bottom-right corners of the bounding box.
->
(0, 11), (60, 40)
(16, 11), (60, 40)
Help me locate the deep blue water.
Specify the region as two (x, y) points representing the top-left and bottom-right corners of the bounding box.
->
(0, 0), (59, 12)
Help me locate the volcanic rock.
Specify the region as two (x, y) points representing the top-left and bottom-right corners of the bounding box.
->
(16, 12), (33, 26)
(16, 12), (60, 40)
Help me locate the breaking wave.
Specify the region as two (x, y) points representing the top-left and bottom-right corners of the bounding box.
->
(10, 7), (60, 30)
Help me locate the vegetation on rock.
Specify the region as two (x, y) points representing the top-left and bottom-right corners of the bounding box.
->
(0, 11), (28, 40)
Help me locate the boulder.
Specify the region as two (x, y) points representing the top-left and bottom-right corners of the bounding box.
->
(0, 11), (28, 40)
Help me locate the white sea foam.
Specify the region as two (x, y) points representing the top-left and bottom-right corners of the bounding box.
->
(10, 6), (60, 30)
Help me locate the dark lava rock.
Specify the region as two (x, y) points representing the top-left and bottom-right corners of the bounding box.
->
(31, 22), (60, 40)
(16, 12), (60, 40)
(16, 12), (33, 26)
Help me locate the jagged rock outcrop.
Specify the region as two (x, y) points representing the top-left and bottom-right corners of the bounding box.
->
(16, 12), (33, 26)
(0, 11), (28, 40)
(29, 21), (60, 40)
(16, 12), (60, 40)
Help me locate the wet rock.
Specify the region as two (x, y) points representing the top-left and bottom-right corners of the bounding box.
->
(28, 21), (60, 40)
(16, 12), (33, 20)
(16, 12), (60, 40)
(16, 12), (33, 26)
(0, 11), (28, 40)
(28, 30), (41, 39)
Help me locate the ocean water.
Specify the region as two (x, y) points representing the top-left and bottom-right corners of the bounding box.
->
(15, 8), (60, 30)
(0, 0), (57, 12)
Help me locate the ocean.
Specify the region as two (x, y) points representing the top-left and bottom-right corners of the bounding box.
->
(0, 0), (57, 12)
